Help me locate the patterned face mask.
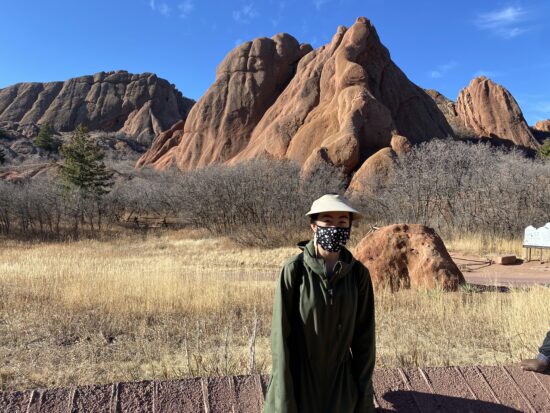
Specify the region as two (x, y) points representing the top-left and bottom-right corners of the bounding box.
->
(315, 226), (351, 252)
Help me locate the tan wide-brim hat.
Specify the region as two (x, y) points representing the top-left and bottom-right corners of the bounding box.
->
(305, 194), (363, 220)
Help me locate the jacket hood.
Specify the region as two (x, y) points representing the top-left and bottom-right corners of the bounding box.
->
(297, 239), (356, 280)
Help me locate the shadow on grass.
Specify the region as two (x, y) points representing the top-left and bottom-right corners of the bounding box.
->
(460, 283), (511, 293)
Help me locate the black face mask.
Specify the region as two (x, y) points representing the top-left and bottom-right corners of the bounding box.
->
(315, 226), (351, 252)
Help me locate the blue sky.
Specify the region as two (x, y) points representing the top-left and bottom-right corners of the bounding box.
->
(1, 0), (549, 124)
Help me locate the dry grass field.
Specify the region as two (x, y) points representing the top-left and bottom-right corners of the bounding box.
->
(1, 229), (549, 391)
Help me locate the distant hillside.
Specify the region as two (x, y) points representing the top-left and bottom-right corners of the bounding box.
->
(0, 70), (194, 163)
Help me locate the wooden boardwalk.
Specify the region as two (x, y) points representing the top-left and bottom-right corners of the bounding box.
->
(2, 366), (550, 412)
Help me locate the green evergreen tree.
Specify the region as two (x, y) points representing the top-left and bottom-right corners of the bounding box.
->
(538, 139), (550, 161)
(59, 124), (114, 197)
(35, 123), (58, 153)
(0, 147), (5, 164)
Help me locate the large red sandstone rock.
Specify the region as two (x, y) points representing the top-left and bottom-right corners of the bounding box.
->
(140, 18), (453, 172)
(233, 17), (453, 169)
(455, 77), (539, 149)
(354, 224), (465, 291)
(138, 34), (312, 170)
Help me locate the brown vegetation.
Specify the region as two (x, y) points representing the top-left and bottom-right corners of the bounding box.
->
(1, 233), (549, 391)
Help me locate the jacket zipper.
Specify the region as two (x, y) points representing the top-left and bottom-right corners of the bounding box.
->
(328, 288), (334, 305)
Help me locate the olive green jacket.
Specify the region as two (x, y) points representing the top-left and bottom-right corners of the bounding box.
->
(263, 239), (376, 413)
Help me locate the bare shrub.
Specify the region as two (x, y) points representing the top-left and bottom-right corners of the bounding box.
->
(353, 140), (550, 239)
(159, 159), (346, 246)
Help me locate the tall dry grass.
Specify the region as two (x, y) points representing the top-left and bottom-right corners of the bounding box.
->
(0, 231), (549, 391)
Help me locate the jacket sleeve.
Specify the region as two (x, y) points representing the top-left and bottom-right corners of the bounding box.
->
(263, 262), (299, 413)
(351, 263), (376, 413)
(539, 330), (550, 358)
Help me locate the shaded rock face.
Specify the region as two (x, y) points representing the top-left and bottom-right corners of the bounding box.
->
(354, 224), (465, 291)
(0, 70), (194, 144)
(140, 18), (453, 171)
(425, 89), (475, 138)
(455, 77), (539, 149)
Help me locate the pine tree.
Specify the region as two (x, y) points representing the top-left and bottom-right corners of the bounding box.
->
(35, 123), (57, 153)
(59, 124), (114, 197)
(0, 147), (5, 164)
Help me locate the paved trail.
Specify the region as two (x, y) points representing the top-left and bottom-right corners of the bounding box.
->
(2, 367), (550, 412)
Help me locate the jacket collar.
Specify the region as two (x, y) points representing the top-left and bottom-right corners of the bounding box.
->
(297, 239), (355, 282)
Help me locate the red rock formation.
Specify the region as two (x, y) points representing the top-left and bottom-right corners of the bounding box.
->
(425, 89), (475, 138)
(138, 35), (312, 170)
(389, 134), (412, 156)
(135, 120), (185, 168)
(140, 18), (453, 171)
(346, 134), (410, 195)
(534, 119), (550, 133)
(455, 77), (539, 149)
(346, 147), (394, 195)
(354, 224), (465, 291)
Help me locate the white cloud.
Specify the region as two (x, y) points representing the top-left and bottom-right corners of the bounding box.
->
(429, 61), (457, 79)
(271, 1), (286, 27)
(475, 6), (530, 38)
(178, 0), (194, 18)
(233, 4), (259, 23)
(158, 2), (170, 16)
(313, 0), (331, 10)
(149, 0), (156, 10)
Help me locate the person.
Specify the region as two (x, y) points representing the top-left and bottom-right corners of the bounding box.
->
(263, 194), (376, 413)
(520, 331), (550, 372)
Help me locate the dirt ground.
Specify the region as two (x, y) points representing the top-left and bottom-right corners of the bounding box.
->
(451, 253), (550, 286)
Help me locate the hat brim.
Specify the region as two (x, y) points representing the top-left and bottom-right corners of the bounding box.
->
(305, 208), (363, 221)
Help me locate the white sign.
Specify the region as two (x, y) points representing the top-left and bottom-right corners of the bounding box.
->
(524, 222), (550, 248)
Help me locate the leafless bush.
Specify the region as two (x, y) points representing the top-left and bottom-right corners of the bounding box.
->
(158, 159), (347, 246)
(353, 140), (550, 238)
(0, 177), (125, 240)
